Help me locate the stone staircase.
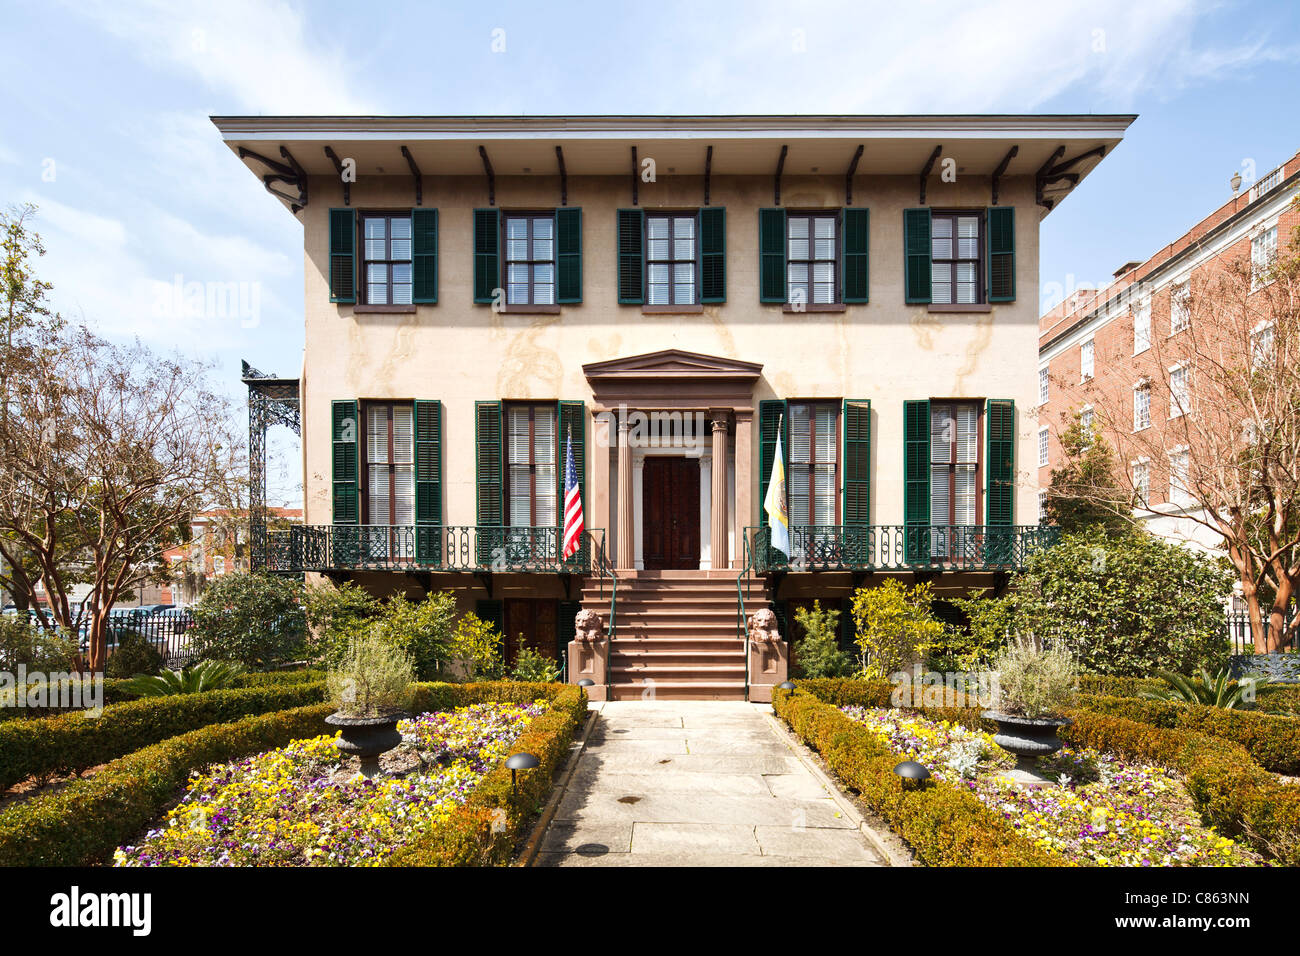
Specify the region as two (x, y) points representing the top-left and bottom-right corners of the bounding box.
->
(580, 569), (768, 701)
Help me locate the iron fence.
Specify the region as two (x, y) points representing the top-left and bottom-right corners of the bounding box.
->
(742, 524), (1059, 573)
(1226, 611), (1298, 656)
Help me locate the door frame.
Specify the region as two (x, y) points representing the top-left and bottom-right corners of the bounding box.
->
(632, 445), (715, 570)
(641, 455), (702, 570)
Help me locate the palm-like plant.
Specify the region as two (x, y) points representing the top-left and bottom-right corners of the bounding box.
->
(1141, 668), (1268, 709)
(120, 659), (247, 697)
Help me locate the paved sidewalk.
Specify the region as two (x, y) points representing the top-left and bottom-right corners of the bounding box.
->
(534, 701), (888, 866)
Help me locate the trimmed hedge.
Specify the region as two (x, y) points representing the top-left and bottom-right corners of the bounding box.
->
(771, 687), (1060, 866)
(1076, 673), (1300, 716)
(386, 683), (589, 866)
(0, 682), (327, 791)
(1077, 693), (1300, 776)
(0, 681), (587, 868)
(1062, 708), (1300, 866)
(787, 677), (896, 708)
(0, 704), (334, 866)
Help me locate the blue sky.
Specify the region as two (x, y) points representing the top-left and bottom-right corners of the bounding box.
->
(2, 0), (1297, 507)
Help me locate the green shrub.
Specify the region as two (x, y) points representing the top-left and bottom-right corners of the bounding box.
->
(104, 632), (164, 679)
(1078, 673), (1300, 717)
(191, 572), (306, 668)
(118, 660), (247, 697)
(1008, 528), (1233, 676)
(0, 616), (77, 672)
(929, 591), (1015, 671)
(510, 646), (561, 683)
(850, 579), (944, 677)
(327, 628), (413, 717)
(1141, 668), (1268, 709)
(448, 611), (505, 680)
(792, 601), (855, 678)
(305, 583), (459, 680)
(303, 580), (383, 669)
(993, 641), (1077, 718)
(0, 682), (327, 791)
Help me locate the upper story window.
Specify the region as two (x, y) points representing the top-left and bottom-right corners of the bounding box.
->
(1169, 449), (1193, 508)
(1252, 225), (1278, 289)
(1133, 383), (1151, 431)
(505, 214), (555, 305)
(1133, 301), (1151, 353)
(362, 214), (413, 305)
(1080, 406), (1095, 446)
(788, 402), (839, 526)
(1252, 323), (1275, 368)
(930, 212), (982, 305)
(1037, 427), (1049, 467)
(1038, 367), (1049, 405)
(213, 555), (226, 575)
(363, 402), (415, 528)
(1080, 339), (1095, 381)
(1038, 489), (1048, 525)
(647, 214), (697, 305)
(506, 403), (557, 526)
(931, 402), (980, 528)
(787, 214), (838, 306)
(1170, 282), (1190, 333)
(1169, 364), (1189, 418)
(1133, 459), (1150, 507)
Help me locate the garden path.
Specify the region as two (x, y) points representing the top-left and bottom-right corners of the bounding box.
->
(533, 701), (893, 866)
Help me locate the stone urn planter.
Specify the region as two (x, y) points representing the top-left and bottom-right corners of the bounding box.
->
(981, 711), (1074, 787)
(325, 712), (407, 779)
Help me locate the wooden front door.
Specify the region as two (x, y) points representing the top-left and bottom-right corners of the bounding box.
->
(642, 457), (700, 570)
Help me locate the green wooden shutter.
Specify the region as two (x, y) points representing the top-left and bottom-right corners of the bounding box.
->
(329, 209), (356, 304)
(759, 208), (787, 303)
(475, 401), (503, 525)
(556, 207), (582, 304)
(331, 400), (359, 524)
(987, 207), (1015, 303)
(473, 208), (500, 304)
(617, 209), (644, 304)
(842, 208), (869, 304)
(758, 399), (788, 522)
(842, 400), (871, 560)
(699, 207), (726, 303)
(985, 399), (1015, 526)
(414, 400), (442, 566)
(412, 208), (438, 304)
(904, 208), (932, 304)
(903, 399), (931, 563)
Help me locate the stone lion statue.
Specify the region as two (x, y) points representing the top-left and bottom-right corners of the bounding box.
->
(574, 609), (604, 643)
(747, 608), (780, 646)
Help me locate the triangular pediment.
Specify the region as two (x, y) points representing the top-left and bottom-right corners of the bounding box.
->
(583, 349), (762, 381)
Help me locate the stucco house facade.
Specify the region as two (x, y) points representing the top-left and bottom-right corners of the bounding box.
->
(215, 114), (1131, 699)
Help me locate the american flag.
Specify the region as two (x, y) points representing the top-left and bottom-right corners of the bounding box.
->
(562, 428), (584, 560)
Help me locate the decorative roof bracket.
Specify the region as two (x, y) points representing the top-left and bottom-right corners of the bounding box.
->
(478, 145), (495, 206)
(556, 145), (567, 206)
(323, 145), (349, 205)
(844, 144), (864, 206)
(991, 145), (1018, 206)
(774, 144), (787, 206)
(918, 145), (942, 205)
(400, 145), (422, 206)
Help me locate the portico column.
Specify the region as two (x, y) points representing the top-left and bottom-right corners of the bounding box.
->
(710, 410), (730, 571)
(592, 410), (611, 558)
(617, 413), (635, 569)
(734, 409), (753, 569)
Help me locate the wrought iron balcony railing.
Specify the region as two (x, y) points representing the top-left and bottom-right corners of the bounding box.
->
(742, 524), (1059, 573)
(266, 524), (604, 574)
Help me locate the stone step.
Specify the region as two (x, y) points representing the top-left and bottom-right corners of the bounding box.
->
(608, 681), (747, 701)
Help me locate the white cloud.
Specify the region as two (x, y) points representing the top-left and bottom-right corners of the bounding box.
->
(61, 0), (376, 113)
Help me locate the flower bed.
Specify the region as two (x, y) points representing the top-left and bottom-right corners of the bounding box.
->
(842, 705), (1259, 867)
(115, 701), (547, 867)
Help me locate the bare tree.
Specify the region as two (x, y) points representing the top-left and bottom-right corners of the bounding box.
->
(0, 326), (239, 670)
(1062, 233), (1300, 653)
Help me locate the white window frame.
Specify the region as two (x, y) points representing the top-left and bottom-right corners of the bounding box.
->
(1252, 321), (1274, 369)
(1080, 338), (1095, 382)
(1132, 458), (1150, 508)
(1170, 281), (1190, 334)
(1252, 224), (1278, 290)
(1133, 382), (1151, 431)
(1168, 447), (1193, 509)
(1038, 367), (1050, 405)
(1038, 426), (1049, 467)
(1133, 300), (1151, 354)
(1079, 405), (1094, 447)
(1037, 489), (1048, 525)
(1169, 363), (1189, 419)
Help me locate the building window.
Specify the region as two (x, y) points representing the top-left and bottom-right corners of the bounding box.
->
(1038, 489), (1049, 525)
(931, 403), (980, 534)
(1169, 365), (1189, 418)
(1252, 226), (1278, 289)
(362, 214), (413, 305)
(788, 402), (839, 526)
(1037, 427), (1049, 467)
(1080, 407), (1095, 446)
(1252, 324), (1274, 368)
(506, 404), (557, 526)
(505, 214), (555, 305)
(364, 404), (416, 548)
(646, 214), (696, 305)
(1170, 282), (1190, 333)
(1169, 450), (1192, 508)
(1133, 384), (1151, 431)
(1038, 367), (1049, 405)
(1133, 460), (1149, 507)
(213, 555), (226, 576)
(1080, 339), (1095, 381)
(787, 213), (838, 306)
(930, 212), (982, 305)
(1134, 301), (1151, 353)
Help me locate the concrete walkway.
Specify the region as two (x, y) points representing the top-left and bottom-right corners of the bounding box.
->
(534, 701), (889, 866)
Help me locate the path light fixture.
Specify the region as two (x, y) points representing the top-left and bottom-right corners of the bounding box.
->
(576, 678), (595, 688)
(506, 751), (540, 796)
(778, 681), (796, 694)
(894, 761), (931, 790)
